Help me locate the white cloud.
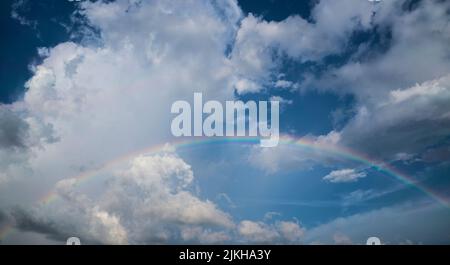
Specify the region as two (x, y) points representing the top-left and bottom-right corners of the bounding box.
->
(323, 169), (366, 183)
(277, 221), (305, 242)
(0, 0), (243, 189)
(269, 96), (293, 105)
(238, 220), (279, 243)
(234, 78), (261, 94)
(247, 144), (313, 174)
(230, 0), (378, 94)
(18, 152), (234, 244)
(274, 80), (293, 89)
(237, 220), (304, 243)
(390, 76), (449, 103)
(1, 0), (322, 244)
(292, 1), (450, 160)
(2, 0), (450, 244)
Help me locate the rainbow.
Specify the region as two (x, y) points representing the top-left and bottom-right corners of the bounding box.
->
(1, 135), (448, 242)
(39, 135), (450, 207)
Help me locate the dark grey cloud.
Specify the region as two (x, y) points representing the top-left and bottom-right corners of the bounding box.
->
(11, 207), (67, 242)
(299, 0), (450, 162)
(0, 209), (8, 224)
(0, 106), (29, 150)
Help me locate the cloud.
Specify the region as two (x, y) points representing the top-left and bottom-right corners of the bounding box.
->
(333, 232), (352, 245)
(17, 152), (235, 244)
(277, 221), (305, 242)
(0, 0), (243, 190)
(234, 78), (261, 94)
(247, 144), (314, 174)
(0, 0), (239, 241)
(341, 189), (377, 206)
(274, 80), (294, 89)
(338, 74), (450, 160)
(304, 202), (450, 244)
(323, 169), (366, 183)
(1, 0), (321, 244)
(11, 151), (313, 244)
(0, 104), (54, 186)
(294, 0), (450, 160)
(11, 0), (38, 29)
(247, 131), (347, 175)
(0, 106), (29, 149)
(230, 0), (450, 163)
(2, 0), (450, 245)
(269, 96), (293, 105)
(230, 0), (377, 94)
(237, 220), (304, 243)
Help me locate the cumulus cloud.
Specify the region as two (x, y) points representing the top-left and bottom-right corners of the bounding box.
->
(294, 0), (450, 161)
(323, 169), (366, 183)
(230, 0), (377, 94)
(238, 0), (450, 165)
(237, 220), (304, 243)
(0, 0), (239, 242)
(18, 152), (236, 244)
(0, 105), (41, 185)
(1, 0), (242, 189)
(13, 151), (311, 244)
(1, 0), (314, 244)
(2, 0), (450, 244)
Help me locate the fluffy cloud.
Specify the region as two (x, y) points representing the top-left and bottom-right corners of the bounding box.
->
(14, 152), (234, 244)
(323, 169), (366, 183)
(12, 151), (312, 244)
(241, 0), (450, 163)
(0, 0), (237, 241)
(0, 104), (55, 186)
(2, 0), (450, 244)
(0, 105), (36, 185)
(2, 0), (321, 244)
(230, 0), (378, 94)
(237, 220), (304, 243)
(300, 1), (450, 160)
(0, 0), (243, 188)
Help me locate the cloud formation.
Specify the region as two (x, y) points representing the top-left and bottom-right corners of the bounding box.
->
(1, 0), (450, 244)
(323, 169), (366, 183)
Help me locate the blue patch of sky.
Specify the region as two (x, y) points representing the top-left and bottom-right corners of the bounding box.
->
(238, 0), (315, 22)
(177, 142), (422, 226)
(0, 0), (81, 103)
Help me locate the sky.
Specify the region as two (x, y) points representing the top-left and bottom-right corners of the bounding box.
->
(0, 0), (450, 245)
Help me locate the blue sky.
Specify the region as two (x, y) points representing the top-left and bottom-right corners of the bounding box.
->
(0, 0), (450, 245)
